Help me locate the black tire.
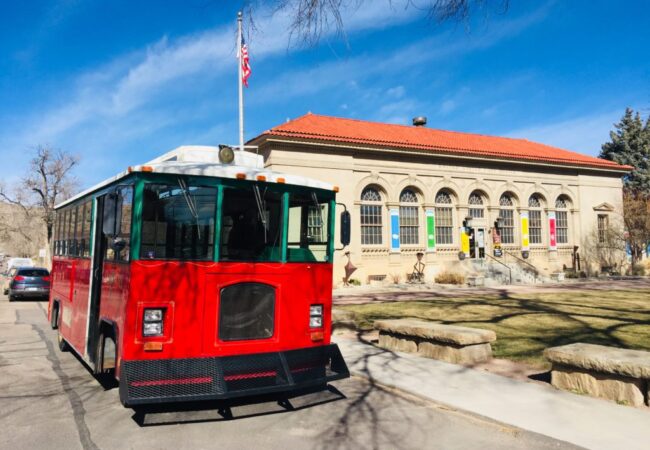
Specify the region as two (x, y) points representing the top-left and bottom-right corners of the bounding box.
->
(8, 294), (14, 302)
(3, 288), (7, 295)
(58, 333), (70, 352)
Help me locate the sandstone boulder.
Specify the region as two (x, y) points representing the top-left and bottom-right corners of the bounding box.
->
(374, 319), (496, 346)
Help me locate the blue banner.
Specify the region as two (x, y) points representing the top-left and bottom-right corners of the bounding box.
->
(390, 208), (400, 252)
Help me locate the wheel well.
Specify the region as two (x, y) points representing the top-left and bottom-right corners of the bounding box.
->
(51, 301), (60, 329)
(97, 320), (118, 373)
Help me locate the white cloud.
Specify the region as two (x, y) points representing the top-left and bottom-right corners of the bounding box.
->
(505, 111), (621, 156)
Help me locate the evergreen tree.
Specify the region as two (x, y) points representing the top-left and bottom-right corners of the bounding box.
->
(600, 108), (650, 193)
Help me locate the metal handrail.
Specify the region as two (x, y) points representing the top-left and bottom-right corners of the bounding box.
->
(485, 253), (512, 284)
(504, 250), (539, 280)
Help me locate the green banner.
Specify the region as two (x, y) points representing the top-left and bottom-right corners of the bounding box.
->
(426, 209), (435, 251)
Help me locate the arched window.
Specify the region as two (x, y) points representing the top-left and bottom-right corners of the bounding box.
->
(528, 195), (543, 244)
(435, 190), (454, 245)
(498, 193), (515, 244)
(399, 189), (419, 245)
(360, 187), (383, 245)
(555, 196), (569, 244)
(468, 192), (484, 219)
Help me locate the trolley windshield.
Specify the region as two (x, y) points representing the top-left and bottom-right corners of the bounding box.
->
(139, 178), (333, 263)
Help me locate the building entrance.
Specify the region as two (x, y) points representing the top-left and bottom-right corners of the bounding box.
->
(469, 228), (486, 259)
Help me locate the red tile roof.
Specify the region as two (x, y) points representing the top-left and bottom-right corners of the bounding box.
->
(257, 113), (630, 171)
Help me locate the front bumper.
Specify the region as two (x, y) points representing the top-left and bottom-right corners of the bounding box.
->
(119, 344), (349, 406)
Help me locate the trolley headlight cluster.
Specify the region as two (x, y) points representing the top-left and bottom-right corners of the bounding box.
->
(143, 308), (164, 337)
(309, 304), (323, 328)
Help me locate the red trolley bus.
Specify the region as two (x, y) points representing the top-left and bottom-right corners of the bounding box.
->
(48, 145), (350, 406)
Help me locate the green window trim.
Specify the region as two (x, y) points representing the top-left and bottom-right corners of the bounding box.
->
(281, 192), (289, 262)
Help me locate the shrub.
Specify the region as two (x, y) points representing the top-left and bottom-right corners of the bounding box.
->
(390, 273), (402, 284)
(434, 271), (465, 285)
(348, 278), (361, 286)
(631, 264), (646, 276)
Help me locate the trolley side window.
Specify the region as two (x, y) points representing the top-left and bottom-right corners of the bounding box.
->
(220, 185), (282, 262)
(287, 191), (331, 262)
(105, 186), (134, 262)
(141, 183), (216, 260)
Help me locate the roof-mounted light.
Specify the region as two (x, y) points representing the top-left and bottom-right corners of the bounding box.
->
(218, 144), (235, 164)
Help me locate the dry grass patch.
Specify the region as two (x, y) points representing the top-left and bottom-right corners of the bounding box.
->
(338, 289), (650, 368)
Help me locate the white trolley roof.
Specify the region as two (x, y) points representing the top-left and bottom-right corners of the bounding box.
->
(56, 145), (336, 209)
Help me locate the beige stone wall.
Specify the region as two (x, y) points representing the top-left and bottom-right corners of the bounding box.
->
(258, 140), (625, 285)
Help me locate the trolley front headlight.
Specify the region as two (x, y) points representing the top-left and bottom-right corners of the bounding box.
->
(309, 304), (323, 328)
(143, 308), (164, 337)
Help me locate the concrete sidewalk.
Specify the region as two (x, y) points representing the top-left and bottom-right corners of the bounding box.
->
(336, 337), (650, 450)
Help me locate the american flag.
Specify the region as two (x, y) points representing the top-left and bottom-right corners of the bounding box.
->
(239, 37), (251, 87)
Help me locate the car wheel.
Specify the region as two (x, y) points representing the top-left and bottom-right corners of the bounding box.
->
(58, 333), (70, 352)
(3, 289), (7, 295)
(8, 294), (14, 302)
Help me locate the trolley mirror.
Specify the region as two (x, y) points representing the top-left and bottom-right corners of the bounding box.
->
(340, 210), (351, 246)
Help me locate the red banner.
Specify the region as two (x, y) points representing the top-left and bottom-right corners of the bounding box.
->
(549, 212), (557, 250)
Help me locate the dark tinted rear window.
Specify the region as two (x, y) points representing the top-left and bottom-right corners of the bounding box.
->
(17, 269), (49, 277)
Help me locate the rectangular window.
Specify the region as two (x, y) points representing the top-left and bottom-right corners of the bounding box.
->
(62, 209), (69, 256)
(361, 204), (383, 245)
(53, 212), (61, 256)
(81, 200), (92, 258)
(529, 210), (542, 244)
(71, 206), (79, 257)
(116, 186), (133, 261)
(499, 209), (514, 244)
(435, 207), (453, 245)
(287, 191), (331, 262)
(597, 214), (608, 244)
(220, 185), (282, 261)
(557, 211), (569, 244)
(141, 183), (215, 260)
(399, 205), (419, 245)
(469, 208), (484, 219)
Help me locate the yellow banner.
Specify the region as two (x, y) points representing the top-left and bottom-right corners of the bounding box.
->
(520, 212), (529, 251)
(460, 228), (470, 256)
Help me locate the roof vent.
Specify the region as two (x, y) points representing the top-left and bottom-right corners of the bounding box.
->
(413, 116), (427, 127)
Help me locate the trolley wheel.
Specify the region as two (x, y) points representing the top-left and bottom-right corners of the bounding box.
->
(58, 333), (70, 352)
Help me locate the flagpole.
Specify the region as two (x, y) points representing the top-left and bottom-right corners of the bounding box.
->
(237, 11), (244, 152)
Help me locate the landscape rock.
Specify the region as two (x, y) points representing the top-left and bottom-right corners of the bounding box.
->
(378, 333), (417, 353)
(374, 319), (496, 346)
(417, 341), (492, 365)
(550, 365), (646, 407)
(544, 343), (650, 379)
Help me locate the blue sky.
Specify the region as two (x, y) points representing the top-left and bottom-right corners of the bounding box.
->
(1, 0), (649, 187)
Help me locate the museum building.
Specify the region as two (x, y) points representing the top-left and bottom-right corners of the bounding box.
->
(249, 113), (630, 285)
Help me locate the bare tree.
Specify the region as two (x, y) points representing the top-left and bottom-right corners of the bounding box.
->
(580, 214), (628, 276)
(245, 0), (509, 46)
(0, 146), (78, 247)
(623, 189), (650, 265)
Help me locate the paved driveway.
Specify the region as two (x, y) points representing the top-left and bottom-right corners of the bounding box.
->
(0, 295), (575, 450)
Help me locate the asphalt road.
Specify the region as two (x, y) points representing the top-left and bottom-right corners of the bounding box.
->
(0, 295), (576, 450)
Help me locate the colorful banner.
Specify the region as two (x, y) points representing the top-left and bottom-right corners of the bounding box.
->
(492, 227), (502, 257)
(460, 227), (470, 257)
(390, 208), (400, 252)
(548, 211), (557, 250)
(426, 209), (435, 252)
(520, 212), (530, 251)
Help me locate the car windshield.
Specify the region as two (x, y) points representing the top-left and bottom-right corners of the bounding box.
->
(17, 268), (49, 277)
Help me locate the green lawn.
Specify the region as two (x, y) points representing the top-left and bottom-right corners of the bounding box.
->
(338, 289), (650, 368)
